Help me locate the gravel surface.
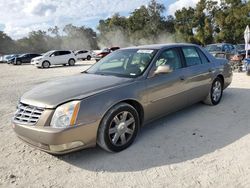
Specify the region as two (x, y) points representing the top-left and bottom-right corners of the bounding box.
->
(0, 62), (250, 188)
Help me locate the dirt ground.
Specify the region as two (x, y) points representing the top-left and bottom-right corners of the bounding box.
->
(0, 61), (250, 188)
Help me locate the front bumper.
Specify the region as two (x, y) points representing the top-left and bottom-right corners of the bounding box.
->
(12, 121), (99, 154)
(31, 60), (42, 66)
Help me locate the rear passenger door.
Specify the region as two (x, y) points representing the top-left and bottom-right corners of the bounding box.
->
(181, 46), (213, 105)
(23, 54), (31, 63)
(59, 51), (71, 64)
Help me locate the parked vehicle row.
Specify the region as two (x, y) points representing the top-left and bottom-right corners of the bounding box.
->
(0, 49), (98, 69)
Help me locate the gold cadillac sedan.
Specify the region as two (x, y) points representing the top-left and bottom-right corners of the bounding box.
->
(12, 43), (233, 154)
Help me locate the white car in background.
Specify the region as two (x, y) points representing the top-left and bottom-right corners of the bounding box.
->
(75, 50), (92, 61)
(31, 50), (76, 68)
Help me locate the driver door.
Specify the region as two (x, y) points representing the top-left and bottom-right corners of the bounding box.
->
(144, 48), (187, 121)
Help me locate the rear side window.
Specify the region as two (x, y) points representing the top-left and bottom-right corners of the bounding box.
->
(76, 51), (83, 54)
(197, 49), (210, 64)
(182, 47), (202, 66)
(59, 51), (71, 55)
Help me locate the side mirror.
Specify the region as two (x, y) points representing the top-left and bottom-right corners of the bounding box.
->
(154, 65), (172, 76)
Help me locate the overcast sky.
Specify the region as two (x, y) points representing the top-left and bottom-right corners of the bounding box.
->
(0, 0), (199, 39)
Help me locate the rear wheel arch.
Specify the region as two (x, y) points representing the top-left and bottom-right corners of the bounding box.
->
(216, 74), (224, 88)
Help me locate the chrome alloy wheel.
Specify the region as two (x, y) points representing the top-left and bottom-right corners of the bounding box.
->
(108, 111), (135, 146)
(212, 80), (222, 102)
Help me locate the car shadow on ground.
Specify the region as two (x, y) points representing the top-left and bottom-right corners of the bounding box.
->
(59, 87), (250, 172)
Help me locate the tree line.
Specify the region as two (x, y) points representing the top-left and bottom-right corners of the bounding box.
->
(0, 0), (249, 54)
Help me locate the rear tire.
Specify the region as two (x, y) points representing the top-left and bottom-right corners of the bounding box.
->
(97, 103), (140, 152)
(68, 59), (75, 66)
(203, 77), (223, 105)
(42, 61), (50, 68)
(87, 55), (91, 60)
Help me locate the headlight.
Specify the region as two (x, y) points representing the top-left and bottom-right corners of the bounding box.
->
(36, 57), (42, 61)
(51, 101), (81, 128)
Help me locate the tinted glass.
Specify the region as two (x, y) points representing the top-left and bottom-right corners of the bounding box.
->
(182, 47), (202, 66)
(53, 51), (60, 56)
(59, 51), (71, 55)
(197, 49), (210, 64)
(155, 48), (182, 70)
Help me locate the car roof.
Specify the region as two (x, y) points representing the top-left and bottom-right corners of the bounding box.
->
(123, 43), (201, 50)
(207, 43), (233, 46)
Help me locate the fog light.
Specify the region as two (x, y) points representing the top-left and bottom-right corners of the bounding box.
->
(49, 141), (84, 152)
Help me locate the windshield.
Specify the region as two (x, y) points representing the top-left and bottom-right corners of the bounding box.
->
(86, 49), (157, 78)
(205, 44), (222, 52)
(43, 51), (54, 56)
(19, 54), (27, 57)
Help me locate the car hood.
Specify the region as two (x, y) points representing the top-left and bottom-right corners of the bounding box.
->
(20, 73), (133, 108)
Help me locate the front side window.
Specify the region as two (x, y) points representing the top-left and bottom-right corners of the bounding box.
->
(182, 47), (202, 66)
(155, 48), (182, 70)
(87, 49), (157, 78)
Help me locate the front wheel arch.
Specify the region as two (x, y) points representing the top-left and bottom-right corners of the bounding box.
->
(99, 99), (144, 129)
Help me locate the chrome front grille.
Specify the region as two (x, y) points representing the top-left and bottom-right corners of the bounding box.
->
(14, 103), (44, 125)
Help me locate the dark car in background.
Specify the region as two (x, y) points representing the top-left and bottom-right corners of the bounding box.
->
(94, 47), (120, 61)
(10, 53), (41, 65)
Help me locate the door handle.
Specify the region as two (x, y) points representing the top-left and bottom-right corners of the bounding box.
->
(180, 76), (185, 81)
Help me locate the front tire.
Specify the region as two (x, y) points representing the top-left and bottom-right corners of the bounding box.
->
(68, 59), (75, 66)
(87, 55), (91, 60)
(203, 77), (223, 105)
(42, 61), (50, 68)
(97, 103), (140, 152)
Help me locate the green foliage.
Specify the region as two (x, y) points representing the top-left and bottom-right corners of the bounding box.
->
(97, 0), (176, 46)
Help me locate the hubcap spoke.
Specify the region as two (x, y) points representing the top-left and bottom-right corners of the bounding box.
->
(121, 111), (128, 122)
(120, 133), (127, 145)
(113, 116), (120, 125)
(112, 133), (120, 144)
(125, 128), (134, 135)
(125, 117), (135, 127)
(109, 127), (117, 134)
